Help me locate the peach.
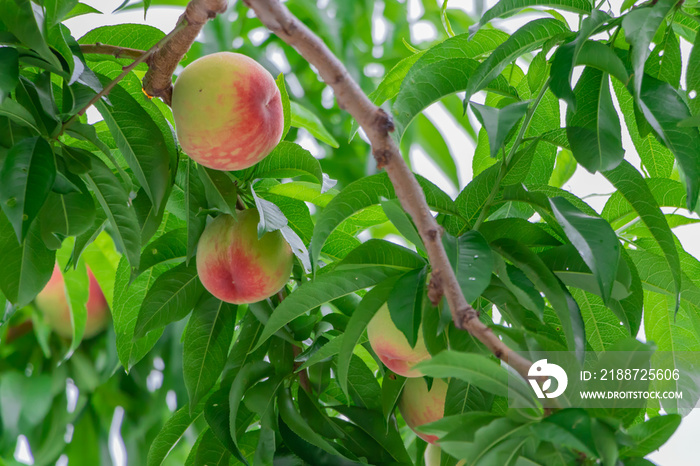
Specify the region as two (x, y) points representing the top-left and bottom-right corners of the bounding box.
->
(196, 209), (293, 304)
(367, 303), (430, 377)
(172, 51), (283, 171)
(424, 443), (465, 466)
(398, 377), (448, 444)
(35, 264), (110, 339)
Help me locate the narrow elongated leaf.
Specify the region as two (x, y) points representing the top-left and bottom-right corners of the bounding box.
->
(471, 101), (530, 159)
(622, 0), (677, 98)
(184, 294), (236, 410)
(229, 361), (274, 453)
(0, 212), (54, 307)
(443, 230), (495, 303)
(550, 197), (620, 303)
(193, 429), (231, 465)
(147, 401), (205, 466)
(492, 239), (585, 358)
(83, 157), (141, 270)
(95, 80), (172, 212)
(474, 0), (592, 31)
(245, 141), (323, 183)
(415, 351), (539, 410)
(337, 276), (398, 396)
(464, 18), (570, 104)
(638, 76), (700, 210)
(255, 266), (401, 350)
(602, 161), (681, 312)
(549, 10), (613, 109)
(290, 101), (338, 147)
(137, 228), (187, 277)
(184, 158), (206, 263)
(310, 172), (456, 265)
(387, 267), (426, 347)
(621, 414), (681, 457)
(197, 165), (238, 216)
(566, 68), (624, 173)
(134, 261), (204, 338)
(276, 73), (291, 139)
(0, 137), (56, 241)
(646, 29), (681, 88)
(392, 30), (510, 138)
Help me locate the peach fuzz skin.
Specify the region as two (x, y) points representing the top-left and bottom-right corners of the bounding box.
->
(196, 210), (293, 304)
(398, 377), (448, 444)
(367, 303), (431, 377)
(34, 264), (110, 339)
(172, 52), (284, 171)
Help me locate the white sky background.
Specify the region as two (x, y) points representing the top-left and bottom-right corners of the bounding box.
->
(40, 0), (699, 465)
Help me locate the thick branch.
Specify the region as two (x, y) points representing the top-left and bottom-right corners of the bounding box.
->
(142, 0), (228, 105)
(243, 0), (533, 379)
(79, 44), (145, 60)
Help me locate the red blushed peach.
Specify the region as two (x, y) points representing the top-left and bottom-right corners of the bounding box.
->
(172, 52), (284, 171)
(367, 303), (431, 377)
(34, 264), (110, 339)
(398, 377), (448, 444)
(196, 209), (293, 304)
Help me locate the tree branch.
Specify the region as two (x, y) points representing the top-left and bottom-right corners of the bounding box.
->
(79, 44), (145, 60)
(243, 0), (534, 379)
(142, 0), (229, 105)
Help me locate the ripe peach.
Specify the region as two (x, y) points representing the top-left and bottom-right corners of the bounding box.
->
(172, 51), (283, 171)
(35, 264), (109, 339)
(196, 210), (293, 304)
(367, 303), (430, 377)
(398, 377), (448, 444)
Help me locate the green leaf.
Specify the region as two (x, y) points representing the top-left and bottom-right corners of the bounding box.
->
(0, 98), (40, 132)
(94, 74), (173, 213)
(380, 198), (425, 253)
(387, 267), (426, 347)
(337, 276), (398, 396)
(83, 157), (141, 271)
(687, 26), (700, 115)
(254, 266), (402, 351)
(415, 351), (539, 411)
(646, 29), (681, 88)
(0, 137), (56, 241)
(276, 73), (291, 140)
(0, 47), (19, 102)
(473, 0), (592, 31)
(622, 0), (677, 98)
(549, 11), (613, 109)
(244, 141), (323, 184)
(602, 161), (681, 313)
(393, 30), (511, 138)
(78, 23), (165, 56)
(492, 239), (586, 358)
(443, 230), (495, 303)
(638, 76), (700, 211)
(183, 158), (206, 264)
(184, 293), (236, 410)
(229, 361), (274, 453)
(39, 189), (96, 242)
(621, 414), (681, 457)
(346, 354), (382, 410)
(464, 18), (570, 104)
(113, 258), (164, 369)
(0, 212), (54, 307)
(137, 228), (187, 277)
(290, 101), (338, 148)
(566, 68), (624, 173)
(471, 100), (530, 159)
(612, 80), (673, 178)
(197, 165), (238, 216)
(192, 429), (231, 466)
(146, 401), (205, 466)
(310, 172), (456, 265)
(550, 197), (620, 303)
(133, 261), (205, 338)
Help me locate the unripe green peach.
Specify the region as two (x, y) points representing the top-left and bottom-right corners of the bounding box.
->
(196, 209), (293, 304)
(172, 51), (283, 171)
(367, 303), (430, 377)
(398, 377), (448, 444)
(35, 264), (109, 339)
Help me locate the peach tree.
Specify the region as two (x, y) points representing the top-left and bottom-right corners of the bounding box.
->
(1, 0), (699, 464)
